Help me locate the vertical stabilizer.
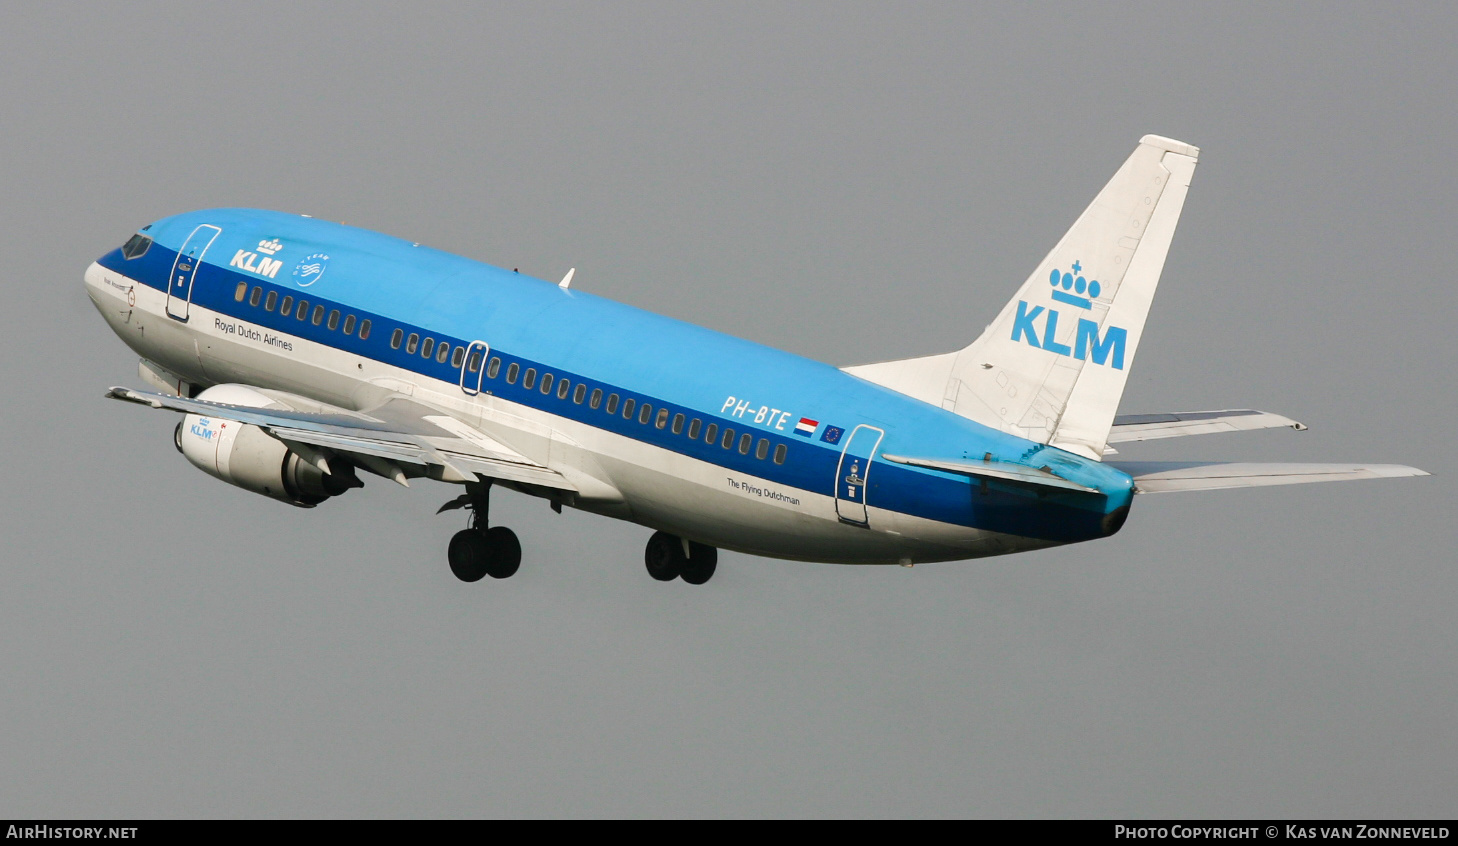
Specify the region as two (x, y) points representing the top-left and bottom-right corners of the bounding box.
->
(844, 135), (1198, 459)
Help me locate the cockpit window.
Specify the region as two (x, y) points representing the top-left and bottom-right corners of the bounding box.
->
(121, 234), (152, 260)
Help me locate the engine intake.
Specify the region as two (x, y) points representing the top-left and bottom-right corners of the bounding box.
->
(176, 385), (360, 507)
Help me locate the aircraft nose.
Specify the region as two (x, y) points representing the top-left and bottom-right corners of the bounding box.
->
(83, 260), (108, 298)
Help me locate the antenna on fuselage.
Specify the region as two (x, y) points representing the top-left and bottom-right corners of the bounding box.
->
(559, 267), (576, 289)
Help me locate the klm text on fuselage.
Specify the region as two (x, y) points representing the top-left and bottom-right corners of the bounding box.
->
(1011, 301), (1127, 369)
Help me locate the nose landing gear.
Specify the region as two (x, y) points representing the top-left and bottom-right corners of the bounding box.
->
(644, 531), (717, 585)
(440, 481), (521, 582)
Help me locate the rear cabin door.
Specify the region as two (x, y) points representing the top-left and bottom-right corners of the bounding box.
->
(834, 424), (884, 527)
(165, 224), (222, 322)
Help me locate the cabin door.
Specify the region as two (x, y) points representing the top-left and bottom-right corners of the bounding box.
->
(834, 424), (884, 527)
(459, 340), (490, 395)
(165, 224), (222, 322)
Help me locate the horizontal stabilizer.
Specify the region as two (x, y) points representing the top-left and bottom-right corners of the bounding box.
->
(1110, 461), (1428, 494)
(881, 453), (1098, 493)
(1107, 409), (1306, 444)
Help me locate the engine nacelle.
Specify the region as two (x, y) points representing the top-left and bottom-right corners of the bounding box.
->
(176, 385), (360, 507)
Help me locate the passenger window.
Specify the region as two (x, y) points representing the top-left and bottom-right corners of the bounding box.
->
(589, 388), (602, 409)
(739, 433), (753, 454)
(622, 398), (635, 419)
(280, 295), (294, 317)
(421, 337), (434, 358)
(656, 408), (669, 429)
(249, 286), (262, 307)
(343, 315), (356, 335)
(540, 373), (553, 394)
(773, 444), (787, 465)
(234, 282), (248, 302)
(705, 423), (718, 444)
(467, 350), (482, 372)
(390, 329), (402, 349)
(606, 393), (619, 414)
(452, 347), (465, 368)
(672, 413), (685, 434)
(405, 333), (418, 353)
(523, 368), (536, 390)
(436, 342), (450, 363)
(296, 300), (309, 320)
(359, 319), (371, 340)
(487, 357), (500, 378)
(328, 310), (341, 331)
(573, 384), (586, 404)
(312, 305), (325, 326)
(264, 291), (277, 312)
(506, 363), (519, 384)
(688, 419), (701, 440)
(121, 234), (152, 259)
(755, 438), (769, 460)
(722, 428), (735, 449)
(558, 379), (571, 400)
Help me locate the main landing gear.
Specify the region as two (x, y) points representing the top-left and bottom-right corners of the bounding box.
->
(644, 531), (717, 585)
(439, 481), (521, 582)
(439, 486), (718, 586)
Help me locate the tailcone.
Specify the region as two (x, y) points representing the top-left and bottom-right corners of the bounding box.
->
(1100, 504), (1131, 537)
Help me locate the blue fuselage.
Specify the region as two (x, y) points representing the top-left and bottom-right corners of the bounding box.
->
(89, 208), (1134, 563)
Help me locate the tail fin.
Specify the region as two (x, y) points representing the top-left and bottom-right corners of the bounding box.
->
(845, 135), (1199, 459)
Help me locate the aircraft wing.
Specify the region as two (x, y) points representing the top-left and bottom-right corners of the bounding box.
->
(105, 386), (575, 492)
(1109, 461), (1428, 493)
(1106, 409), (1306, 443)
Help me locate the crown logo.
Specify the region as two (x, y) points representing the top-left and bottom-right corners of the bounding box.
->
(256, 238), (283, 256)
(1048, 260), (1101, 309)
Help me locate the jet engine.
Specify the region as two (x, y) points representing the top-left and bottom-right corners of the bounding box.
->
(175, 384), (361, 507)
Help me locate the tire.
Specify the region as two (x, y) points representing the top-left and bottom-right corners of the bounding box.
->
(644, 531), (684, 581)
(448, 529), (489, 582)
(483, 526), (521, 579)
(680, 542), (718, 585)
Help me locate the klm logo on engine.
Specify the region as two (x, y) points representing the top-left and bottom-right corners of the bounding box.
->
(190, 416), (218, 441)
(229, 238), (285, 279)
(1010, 261), (1127, 370)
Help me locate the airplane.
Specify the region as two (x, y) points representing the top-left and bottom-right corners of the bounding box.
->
(84, 135), (1428, 585)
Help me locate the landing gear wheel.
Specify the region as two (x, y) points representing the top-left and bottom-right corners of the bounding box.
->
(483, 526), (521, 579)
(645, 531), (684, 581)
(441, 481), (523, 583)
(448, 529), (490, 582)
(680, 542), (718, 585)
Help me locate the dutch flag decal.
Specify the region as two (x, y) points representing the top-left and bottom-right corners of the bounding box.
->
(794, 417), (818, 437)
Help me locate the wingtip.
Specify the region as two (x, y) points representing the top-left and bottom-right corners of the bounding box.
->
(105, 386), (162, 408)
(1371, 464), (1430, 478)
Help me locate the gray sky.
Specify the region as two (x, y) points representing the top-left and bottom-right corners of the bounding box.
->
(2, 2), (1454, 817)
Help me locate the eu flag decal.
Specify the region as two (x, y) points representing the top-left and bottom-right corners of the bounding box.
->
(820, 425), (844, 445)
